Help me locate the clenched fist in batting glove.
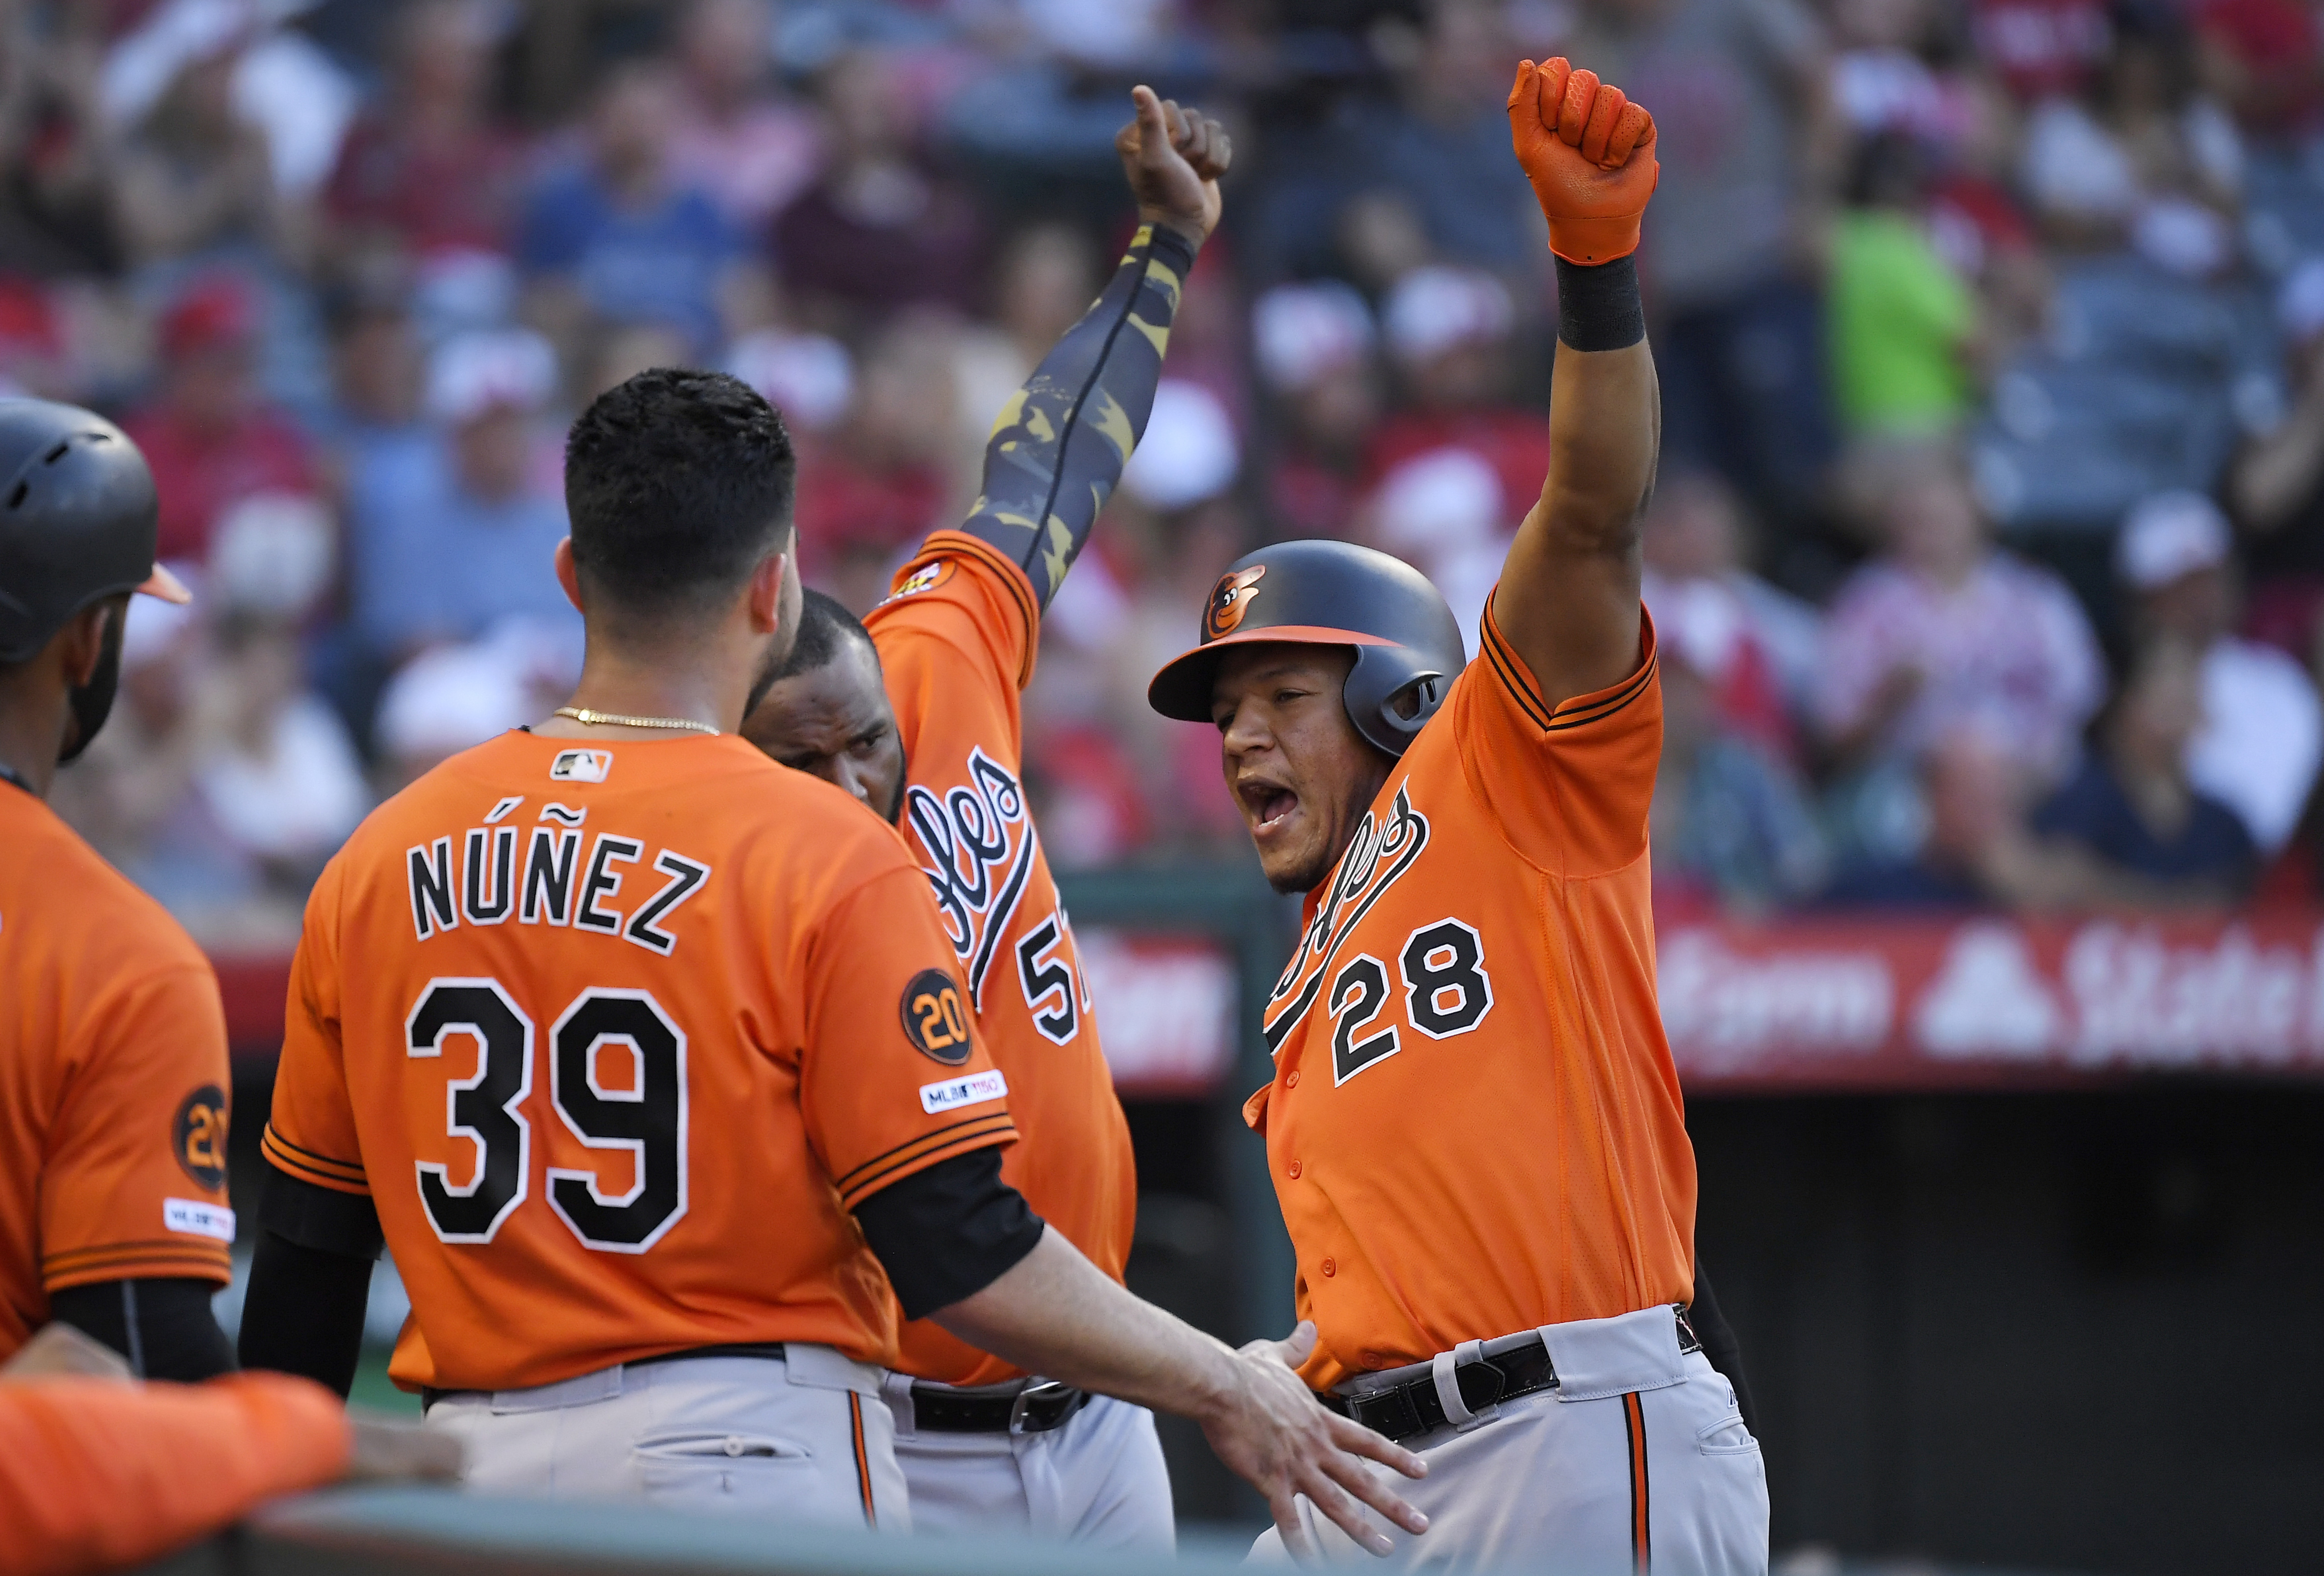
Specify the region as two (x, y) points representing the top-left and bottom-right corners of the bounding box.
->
(1506, 57), (1659, 265)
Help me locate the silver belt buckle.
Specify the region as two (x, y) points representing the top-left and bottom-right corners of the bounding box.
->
(1008, 1379), (1072, 1435)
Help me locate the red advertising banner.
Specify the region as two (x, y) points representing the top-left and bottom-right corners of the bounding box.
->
(1078, 930), (1237, 1097)
(1661, 911), (2324, 1090)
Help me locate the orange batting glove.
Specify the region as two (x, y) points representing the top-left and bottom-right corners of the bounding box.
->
(1506, 57), (1658, 266)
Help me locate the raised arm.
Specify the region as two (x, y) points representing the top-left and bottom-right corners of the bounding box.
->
(958, 87), (1230, 610)
(1494, 60), (1663, 708)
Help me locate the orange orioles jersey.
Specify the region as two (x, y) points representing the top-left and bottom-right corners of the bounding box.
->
(0, 783), (234, 1361)
(263, 729), (1016, 1394)
(1244, 597), (1695, 1394)
(864, 531), (1137, 1386)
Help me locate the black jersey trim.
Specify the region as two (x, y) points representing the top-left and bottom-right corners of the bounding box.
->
(1480, 596), (1554, 730)
(1481, 593), (1657, 735)
(1549, 650), (1658, 732)
(832, 1111), (1021, 1194)
(835, 1117), (1019, 1208)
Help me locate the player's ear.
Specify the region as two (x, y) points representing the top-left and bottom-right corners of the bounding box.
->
(553, 538), (584, 615)
(56, 600), (115, 688)
(746, 545), (790, 635)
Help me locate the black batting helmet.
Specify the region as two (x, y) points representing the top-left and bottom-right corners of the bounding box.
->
(0, 398), (186, 664)
(1147, 539), (1467, 756)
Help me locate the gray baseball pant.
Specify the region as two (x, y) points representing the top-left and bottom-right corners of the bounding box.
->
(425, 1345), (909, 1531)
(1250, 1305), (1769, 1573)
(882, 1376), (1175, 1549)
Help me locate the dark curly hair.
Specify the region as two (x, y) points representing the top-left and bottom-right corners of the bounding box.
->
(772, 588), (876, 681)
(563, 367), (797, 622)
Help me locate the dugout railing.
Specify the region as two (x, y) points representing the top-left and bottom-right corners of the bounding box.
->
(134, 1485), (1268, 1576)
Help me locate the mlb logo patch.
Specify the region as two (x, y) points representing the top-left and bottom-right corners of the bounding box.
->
(550, 749), (612, 784)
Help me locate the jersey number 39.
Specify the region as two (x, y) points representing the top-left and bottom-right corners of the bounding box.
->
(407, 978), (686, 1253)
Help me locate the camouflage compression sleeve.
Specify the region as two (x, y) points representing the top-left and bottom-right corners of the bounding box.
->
(959, 221), (1198, 609)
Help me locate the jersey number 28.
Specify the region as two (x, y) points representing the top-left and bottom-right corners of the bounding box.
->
(407, 978), (686, 1253)
(1325, 918), (1494, 1085)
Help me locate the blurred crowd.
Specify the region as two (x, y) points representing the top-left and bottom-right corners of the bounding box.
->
(11, 0), (2324, 941)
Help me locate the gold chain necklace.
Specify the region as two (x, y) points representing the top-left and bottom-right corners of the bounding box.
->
(552, 706), (720, 737)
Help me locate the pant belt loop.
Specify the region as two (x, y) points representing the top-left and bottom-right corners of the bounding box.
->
(880, 1371), (919, 1439)
(1433, 1339), (1487, 1430)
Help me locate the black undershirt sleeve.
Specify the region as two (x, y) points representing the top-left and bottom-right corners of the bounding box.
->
(852, 1147), (1047, 1322)
(45, 1278), (234, 1382)
(238, 1231), (371, 1397)
(1688, 1261), (1758, 1434)
(236, 1161), (383, 1398)
(957, 223), (1196, 610)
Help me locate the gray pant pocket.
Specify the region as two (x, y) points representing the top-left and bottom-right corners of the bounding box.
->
(1697, 1412), (1761, 1456)
(633, 1433), (820, 1508)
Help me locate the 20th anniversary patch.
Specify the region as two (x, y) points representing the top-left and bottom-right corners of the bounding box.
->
(899, 968), (973, 1065)
(173, 1084), (228, 1191)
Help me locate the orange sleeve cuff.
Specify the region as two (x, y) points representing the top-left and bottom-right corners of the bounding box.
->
(1479, 593), (1658, 736)
(833, 1112), (1019, 1212)
(43, 1239), (232, 1293)
(261, 1124), (370, 1197)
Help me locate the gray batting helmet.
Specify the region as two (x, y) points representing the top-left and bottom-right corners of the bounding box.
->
(0, 398), (186, 664)
(1146, 539), (1467, 756)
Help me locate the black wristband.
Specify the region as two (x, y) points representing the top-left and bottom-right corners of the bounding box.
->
(1555, 255), (1646, 352)
(1145, 222), (1199, 275)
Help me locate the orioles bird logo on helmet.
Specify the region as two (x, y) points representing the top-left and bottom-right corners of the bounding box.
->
(1203, 564), (1267, 640)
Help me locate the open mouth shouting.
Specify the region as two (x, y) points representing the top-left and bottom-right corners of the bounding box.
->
(1237, 775), (1301, 841)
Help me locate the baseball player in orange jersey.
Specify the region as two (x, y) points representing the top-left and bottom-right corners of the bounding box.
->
(0, 400), (240, 1384)
(742, 92), (1225, 1547)
(1145, 62), (1770, 1570)
(237, 366), (1427, 1554)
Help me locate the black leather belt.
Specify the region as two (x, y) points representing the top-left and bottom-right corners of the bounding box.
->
(421, 1341), (789, 1412)
(910, 1379), (1089, 1435)
(1324, 1309), (1702, 1443)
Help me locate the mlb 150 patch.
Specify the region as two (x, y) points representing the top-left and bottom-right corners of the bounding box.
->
(920, 1069), (1008, 1114)
(164, 1198), (236, 1241)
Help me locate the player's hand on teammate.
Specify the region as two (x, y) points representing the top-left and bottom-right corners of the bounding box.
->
(1506, 57), (1659, 265)
(1, 1322), (134, 1382)
(1116, 85), (1231, 247)
(1204, 1320), (1428, 1559)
